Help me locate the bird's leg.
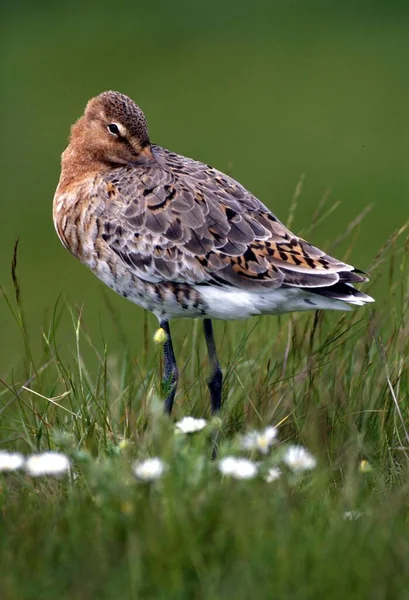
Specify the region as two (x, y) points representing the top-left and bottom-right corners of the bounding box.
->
(203, 319), (223, 414)
(160, 319), (179, 415)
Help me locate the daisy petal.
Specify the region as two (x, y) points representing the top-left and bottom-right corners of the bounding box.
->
(0, 452), (25, 472)
(175, 416), (207, 434)
(283, 445), (317, 472)
(25, 452), (71, 476)
(133, 457), (166, 481)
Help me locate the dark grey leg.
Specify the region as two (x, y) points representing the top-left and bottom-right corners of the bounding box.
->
(203, 319), (223, 413)
(160, 319), (179, 415)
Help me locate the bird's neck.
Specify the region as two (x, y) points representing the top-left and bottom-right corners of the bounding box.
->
(56, 144), (110, 194)
(56, 137), (156, 194)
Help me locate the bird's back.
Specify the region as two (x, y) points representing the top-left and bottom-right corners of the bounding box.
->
(95, 144), (372, 305)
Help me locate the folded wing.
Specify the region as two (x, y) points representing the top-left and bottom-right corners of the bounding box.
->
(98, 146), (371, 304)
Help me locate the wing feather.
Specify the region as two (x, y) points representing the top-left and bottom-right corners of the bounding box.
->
(98, 145), (366, 290)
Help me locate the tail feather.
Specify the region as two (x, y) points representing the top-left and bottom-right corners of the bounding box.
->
(306, 280), (374, 306)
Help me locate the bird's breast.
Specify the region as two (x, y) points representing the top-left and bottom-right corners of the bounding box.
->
(53, 182), (104, 266)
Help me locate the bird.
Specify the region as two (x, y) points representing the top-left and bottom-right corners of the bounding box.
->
(53, 91), (374, 415)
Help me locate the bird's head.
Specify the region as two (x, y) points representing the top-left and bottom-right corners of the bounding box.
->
(67, 91), (152, 165)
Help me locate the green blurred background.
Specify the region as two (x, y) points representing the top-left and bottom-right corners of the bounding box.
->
(1, 0), (408, 375)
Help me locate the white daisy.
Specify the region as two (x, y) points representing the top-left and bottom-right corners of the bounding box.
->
(25, 452), (71, 476)
(133, 457), (166, 481)
(264, 466), (282, 483)
(218, 456), (258, 479)
(241, 426), (278, 454)
(282, 445), (317, 472)
(218, 456), (238, 475)
(175, 416), (207, 434)
(0, 451), (25, 472)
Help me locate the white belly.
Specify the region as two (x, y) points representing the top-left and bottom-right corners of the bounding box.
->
(193, 285), (351, 320)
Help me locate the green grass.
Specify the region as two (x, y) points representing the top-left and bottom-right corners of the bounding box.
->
(1, 223), (409, 600)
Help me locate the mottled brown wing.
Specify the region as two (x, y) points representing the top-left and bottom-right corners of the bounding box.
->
(99, 145), (359, 290)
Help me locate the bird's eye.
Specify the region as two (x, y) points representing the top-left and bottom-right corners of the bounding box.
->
(107, 123), (120, 135)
